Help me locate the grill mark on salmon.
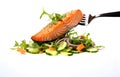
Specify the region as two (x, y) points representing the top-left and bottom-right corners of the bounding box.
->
(31, 9), (83, 42)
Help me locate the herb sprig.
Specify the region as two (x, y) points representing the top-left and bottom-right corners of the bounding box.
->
(40, 9), (66, 24)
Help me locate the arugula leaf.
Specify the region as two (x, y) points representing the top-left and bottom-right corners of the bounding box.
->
(32, 42), (40, 48)
(40, 8), (47, 19)
(40, 9), (66, 25)
(20, 40), (28, 49)
(51, 19), (57, 25)
(14, 41), (19, 47)
(55, 13), (66, 21)
(65, 29), (78, 37)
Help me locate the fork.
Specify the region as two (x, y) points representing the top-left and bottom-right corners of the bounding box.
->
(79, 11), (120, 25)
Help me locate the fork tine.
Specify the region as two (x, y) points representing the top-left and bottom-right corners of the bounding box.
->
(81, 15), (86, 20)
(79, 21), (85, 25)
(78, 14), (86, 25)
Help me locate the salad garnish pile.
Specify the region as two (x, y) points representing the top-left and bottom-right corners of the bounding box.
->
(11, 29), (104, 56)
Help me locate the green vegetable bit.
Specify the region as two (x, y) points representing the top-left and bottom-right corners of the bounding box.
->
(57, 41), (67, 51)
(45, 49), (58, 56)
(40, 8), (66, 24)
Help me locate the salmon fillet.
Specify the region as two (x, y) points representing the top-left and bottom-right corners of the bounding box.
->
(31, 9), (83, 42)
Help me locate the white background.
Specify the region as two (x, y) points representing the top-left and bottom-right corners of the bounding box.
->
(0, 0), (120, 77)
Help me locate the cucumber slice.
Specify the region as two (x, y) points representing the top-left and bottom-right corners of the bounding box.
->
(27, 48), (39, 54)
(45, 49), (58, 56)
(57, 41), (67, 51)
(72, 50), (80, 54)
(61, 47), (73, 52)
(60, 51), (73, 56)
(87, 47), (98, 53)
(96, 46), (105, 49)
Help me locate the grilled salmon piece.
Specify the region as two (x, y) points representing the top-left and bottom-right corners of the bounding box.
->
(31, 9), (83, 42)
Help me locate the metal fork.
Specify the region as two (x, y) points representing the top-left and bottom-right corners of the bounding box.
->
(79, 11), (120, 26)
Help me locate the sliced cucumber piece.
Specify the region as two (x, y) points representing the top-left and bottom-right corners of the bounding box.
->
(96, 46), (105, 49)
(87, 47), (98, 53)
(62, 47), (73, 52)
(45, 49), (58, 56)
(60, 51), (73, 56)
(72, 50), (80, 54)
(57, 41), (67, 51)
(27, 47), (40, 54)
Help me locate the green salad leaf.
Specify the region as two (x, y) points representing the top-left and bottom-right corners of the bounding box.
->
(40, 8), (66, 25)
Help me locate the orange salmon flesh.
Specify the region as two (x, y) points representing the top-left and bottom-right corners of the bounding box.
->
(31, 9), (83, 42)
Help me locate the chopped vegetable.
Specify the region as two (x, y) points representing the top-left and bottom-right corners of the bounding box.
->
(96, 46), (105, 49)
(45, 47), (58, 56)
(17, 48), (26, 54)
(87, 47), (98, 53)
(57, 41), (67, 51)
(27, 47), (40, 54)
(60, 51), (73, 56)
(76, 44), (85, 51)
(39, 50), (44, 54)
(11, 29), (104, 56)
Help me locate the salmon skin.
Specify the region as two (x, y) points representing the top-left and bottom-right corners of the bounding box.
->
(31, 9), (83, 42)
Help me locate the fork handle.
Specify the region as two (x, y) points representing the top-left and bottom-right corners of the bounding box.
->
(99, 11), (120, 17)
